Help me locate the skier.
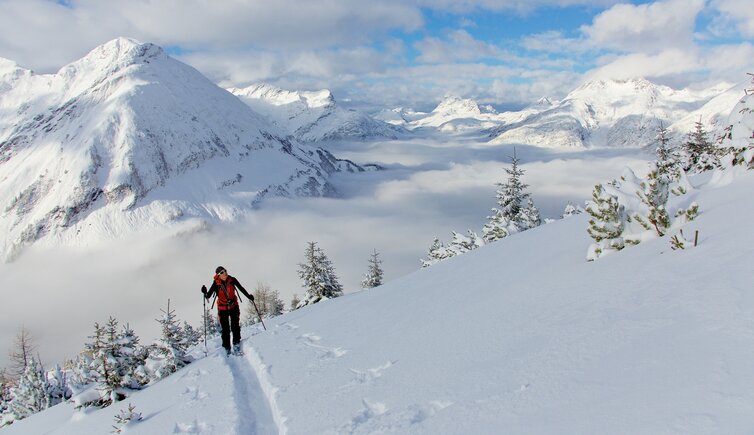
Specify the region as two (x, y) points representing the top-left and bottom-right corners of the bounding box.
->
(202, 266), (254, 355)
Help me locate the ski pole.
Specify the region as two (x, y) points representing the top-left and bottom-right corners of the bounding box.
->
(251, 299), (267, 331)
(202, 286), (208, 356)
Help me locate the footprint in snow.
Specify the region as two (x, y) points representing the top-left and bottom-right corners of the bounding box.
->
(173, 419), (210, 434)
(350, 361), (396, 384)
(297, 333), (347, 359)
(179, 368), (209, 381)
(181, 386), (209, 404)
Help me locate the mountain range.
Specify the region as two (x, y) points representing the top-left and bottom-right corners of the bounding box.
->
(0, 38), (364, 261)
(228, 83), (404, 143)
(0, 38), (747, 261)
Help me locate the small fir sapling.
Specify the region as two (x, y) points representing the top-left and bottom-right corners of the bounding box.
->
(361, 249), (384, 289)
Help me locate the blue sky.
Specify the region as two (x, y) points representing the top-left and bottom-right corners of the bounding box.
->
(0, 0), (752, 110)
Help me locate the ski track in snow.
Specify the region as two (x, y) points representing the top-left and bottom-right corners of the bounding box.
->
(224, 337), (280, 435)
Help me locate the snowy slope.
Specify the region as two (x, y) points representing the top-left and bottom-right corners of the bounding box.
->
(0, 39), (363, 261)
(6, 160), (754, 434)
(489, 78), (741, 148)
(229, 84), (405, 142)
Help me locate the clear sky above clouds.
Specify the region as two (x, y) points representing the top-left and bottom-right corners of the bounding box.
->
(0, 0), (752, 110)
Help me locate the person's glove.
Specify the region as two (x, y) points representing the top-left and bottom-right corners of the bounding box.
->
(201, 285), (207, 296)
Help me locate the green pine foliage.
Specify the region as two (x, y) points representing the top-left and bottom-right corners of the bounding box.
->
(636, 169), (670, 236)
(586, 184), (624, 242)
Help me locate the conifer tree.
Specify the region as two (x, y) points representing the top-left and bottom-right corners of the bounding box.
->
(361, 249), (384, 289)
(98, 317), (123, 402)
(0, 369), (13, 419)
(181, 322), (201, 348)
(150, 300), (189, 379)
(655, 123), (681, 181)
(586, 184), (625, 260)
(297, 242), (343, 308)
(483, 150), (540, 241)
(634, 168), (670, 236)
(44, 364), (70, 407)
(682, 118), (718, 172)
(448, 230), (485, 255)
(518, 198), (542, 230)
(562, 202), (583, 218)
(6, 357), (49, 422)
(117, 324), (148, 389)
(421, 238), (453, 268)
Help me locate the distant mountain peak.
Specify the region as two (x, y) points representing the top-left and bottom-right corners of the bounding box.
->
(433, 96), (481, 116)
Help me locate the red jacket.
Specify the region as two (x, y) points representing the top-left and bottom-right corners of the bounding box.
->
(205, 275), (253, 311)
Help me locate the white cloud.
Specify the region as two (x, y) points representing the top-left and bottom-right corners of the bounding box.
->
(521, 31), (586, 53)
(581, 0), (705, 53)
(586, 49), (700, 81)
(0, 0), (423, 72)
(414, 30), (504, 64)
(411, 0), (622, 14)
(710, 0), (754, 38)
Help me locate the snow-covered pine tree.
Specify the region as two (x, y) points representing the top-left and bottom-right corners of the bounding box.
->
(5, 357), (49, 423)
(634, 168), (670, 236)
(562, 202), (584, 218)
(421, 238), (453, 268)
(361, 249), (384, 289)
(112, 402), (142, 433)
(297, 242), (343, 308)
(655, 122), (682, 181)
(117, 324), (148, 389)
(44, 364), (71, 407)
(483, 150), (540, 241)
(586, 183), (625, 261)
(149, 300), (190, 380)
(518, 198), (541, 230)
(682, 118), (719, 173)
(0, 369), (13, 423)
(448, 230), (485, 256)
(181, 322), (201, 348)
(269, 289), (285, 317)
(96, 317), (124, 403)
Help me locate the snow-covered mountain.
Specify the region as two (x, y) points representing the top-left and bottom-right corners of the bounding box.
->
(488, 78), (744, 148)
(0, 38), (364, 261)
(407, 96), (502, 133)
(228, 83), (405, 142)
(379, 78), (742, 148)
